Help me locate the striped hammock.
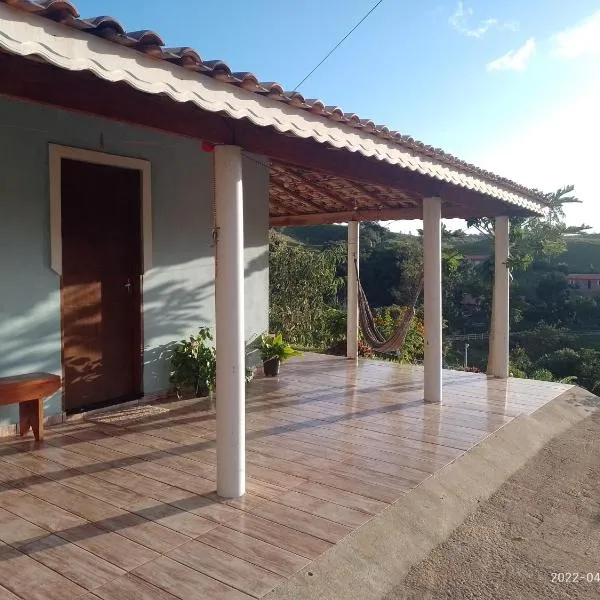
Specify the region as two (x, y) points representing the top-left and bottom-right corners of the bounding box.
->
(356, 260), (424, 353)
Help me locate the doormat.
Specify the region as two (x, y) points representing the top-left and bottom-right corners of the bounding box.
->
(89, 404), (170, 426)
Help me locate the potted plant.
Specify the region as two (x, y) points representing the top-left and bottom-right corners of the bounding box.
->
(169, 328), (216, 399)
(259, 333), (301, 376)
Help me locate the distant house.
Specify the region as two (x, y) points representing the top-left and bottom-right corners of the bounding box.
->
(464, 255), (489, 266)
(567, 274), (600, 293)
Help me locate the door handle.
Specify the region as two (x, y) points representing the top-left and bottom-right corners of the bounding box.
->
(125, 279), (132, 293)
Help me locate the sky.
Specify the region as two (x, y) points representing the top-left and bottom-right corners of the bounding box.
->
(73, 0), (600, 233)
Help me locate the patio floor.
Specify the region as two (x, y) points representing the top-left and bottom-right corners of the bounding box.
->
(0, 353), (572, 600)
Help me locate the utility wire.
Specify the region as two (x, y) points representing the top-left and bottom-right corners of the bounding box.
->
(293, 0), (386, 91)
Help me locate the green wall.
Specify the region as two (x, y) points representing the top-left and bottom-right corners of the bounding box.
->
(0, 96), (269, 425)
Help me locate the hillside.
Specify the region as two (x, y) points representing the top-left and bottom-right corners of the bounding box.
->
(277, 226), (600, 274)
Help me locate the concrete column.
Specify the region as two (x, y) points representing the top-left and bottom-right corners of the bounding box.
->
(489, 216), (510, 378)
(423, 197), (442, 403)
(214, 145), (245, 498)
(347, 221), (359, 360)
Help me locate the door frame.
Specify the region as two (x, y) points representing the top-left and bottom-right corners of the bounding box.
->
(49, 144), (152, 411)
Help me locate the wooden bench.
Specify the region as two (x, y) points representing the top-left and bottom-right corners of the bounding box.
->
(0, 373), (61, 441)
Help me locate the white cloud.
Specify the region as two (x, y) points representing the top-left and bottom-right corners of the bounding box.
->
(486, 38), (536, 72)
(449, 2), (518, 39)
(552, 10), (600, 59)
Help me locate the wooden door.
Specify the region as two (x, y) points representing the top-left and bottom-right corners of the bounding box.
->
(61, 159), (142, 412)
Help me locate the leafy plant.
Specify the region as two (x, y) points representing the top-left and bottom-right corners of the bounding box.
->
(258, 333), (301, 363)
(532, 368), (554, 381)
(269, 232), (344, 347)
(169, 328), (216, 398)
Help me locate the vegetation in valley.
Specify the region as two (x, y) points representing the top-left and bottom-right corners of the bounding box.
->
(269, 186), (600, 394)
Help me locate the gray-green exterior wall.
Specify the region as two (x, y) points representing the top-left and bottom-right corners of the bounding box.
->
(0, 96), (269, 425)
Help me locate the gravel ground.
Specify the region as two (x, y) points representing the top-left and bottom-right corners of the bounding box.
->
(386, 410), (600, 600)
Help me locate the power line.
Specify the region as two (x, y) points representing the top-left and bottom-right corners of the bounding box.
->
(293, 0), (386, 91)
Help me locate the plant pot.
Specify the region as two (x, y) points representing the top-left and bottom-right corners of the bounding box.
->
(263, 357), (280, 377)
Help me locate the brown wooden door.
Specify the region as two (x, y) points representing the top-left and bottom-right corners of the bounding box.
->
(61, 159), (142, 412)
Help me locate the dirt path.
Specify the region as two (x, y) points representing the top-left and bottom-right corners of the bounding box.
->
(386, 410), (600, 600)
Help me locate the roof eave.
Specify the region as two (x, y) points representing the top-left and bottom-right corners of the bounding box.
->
(0, 3), (546, 215)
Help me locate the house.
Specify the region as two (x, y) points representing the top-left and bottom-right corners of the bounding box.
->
(463, 254), (489, 266)
(567, 273), (600, 293)
(0, 0), (547, 498)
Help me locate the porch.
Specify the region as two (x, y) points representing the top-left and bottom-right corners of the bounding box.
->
(0, 354), (571, 599)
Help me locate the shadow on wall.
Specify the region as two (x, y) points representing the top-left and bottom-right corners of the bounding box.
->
(0, 288), (62, 422)
(0, 249), (268, 423)
(143, 249), (269, 393)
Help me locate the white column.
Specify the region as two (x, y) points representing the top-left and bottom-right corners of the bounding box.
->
(489, 216), (510, 378)
(214, 145), (245, 498)
(423, 197), (442, 403)
(347, 221), (359, 360)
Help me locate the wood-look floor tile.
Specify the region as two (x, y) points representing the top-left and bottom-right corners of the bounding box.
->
(245, 463), (307, 489)
(0, 541), (88, 600)
(0, 487), (87, 533)
(243, 450), (404, 502)
(0, 585), (20, 600)
(168, 540), (283, 597)
(154, 453), (217, 481)
(134, 556), (253, 599)
(0, 507), (49, 548)
(123, 461), (215, 496)
(171, 494), (243, 524)
(227, 494), (351, 543)
(93, 466), (193, 504)
(198, 526), (309, 577)
(24, 479), (124, 522)
(29, 446), (99, 471)
(57, 474), (157, 511)
(20, 533), (125, 590)
(98, 511), (191, 553)
(93, 574), (181, 600)
(293, 481), (388, 515)
(245, 477), (291, 501)
(57, 523), (160, 571)
(224, 512), (332, 559)
(272, 490), (372, 528)
(135, 503), (218, 538)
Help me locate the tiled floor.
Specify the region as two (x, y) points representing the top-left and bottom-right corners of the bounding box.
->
(0, 354), (571, 599)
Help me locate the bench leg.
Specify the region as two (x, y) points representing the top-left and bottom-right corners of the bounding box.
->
(19, 399), (43, 441)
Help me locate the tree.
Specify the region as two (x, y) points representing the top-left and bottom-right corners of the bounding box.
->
(467, 185), (588, 271)
(466, 185), (587, 370)
(269, 231), (344, 347)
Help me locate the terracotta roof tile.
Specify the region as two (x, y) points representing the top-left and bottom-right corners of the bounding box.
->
(0, 0), (545, 203)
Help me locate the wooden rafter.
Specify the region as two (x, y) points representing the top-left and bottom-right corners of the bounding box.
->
(340, 178), (418, 210)
(270, 178), (329, 214)
(270, 163), (361, 211)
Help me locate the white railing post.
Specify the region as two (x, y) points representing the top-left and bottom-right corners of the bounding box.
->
(214, 145), (245, 498)
(489, 216), (510, 378)
(347, 221), (359, 360)
(423, 197), (442, 403)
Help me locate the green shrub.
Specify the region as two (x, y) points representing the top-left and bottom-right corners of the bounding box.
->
(532, 368), (554, 381)
(169, 328), (216, 399)
(536, 348), (580, 379)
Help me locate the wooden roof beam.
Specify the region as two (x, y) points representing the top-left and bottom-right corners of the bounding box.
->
(270, 207), (422, 226)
